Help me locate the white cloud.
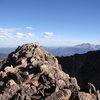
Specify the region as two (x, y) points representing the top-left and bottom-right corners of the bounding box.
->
(16, 32), (35, 38)
(16, 32), (24, 38)
(0, 27), (36, 47)
(26, 26), (33, 30)
(90, 40), (100, 45)
(0, 33), (14, 38)
(0, 33), (7, 38)
(0, 28), (17, 33)
(0, 28), (18, 38)
(27, 33), (35, 37)
(43, 32), (54, 38)
(0, 35), (5, 38)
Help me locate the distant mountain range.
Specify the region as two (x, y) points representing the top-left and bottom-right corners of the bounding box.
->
(0, 48), (15, 58)
(0, 43), (100, 58)
(45, 43), (100, 56)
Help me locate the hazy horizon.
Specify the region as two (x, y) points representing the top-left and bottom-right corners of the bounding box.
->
(0, 42), (100, 48)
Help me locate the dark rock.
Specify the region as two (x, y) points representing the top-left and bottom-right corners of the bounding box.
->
(57, 50), (100, 91)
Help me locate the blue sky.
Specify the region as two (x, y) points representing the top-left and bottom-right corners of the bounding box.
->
(0, 0), (100, 47)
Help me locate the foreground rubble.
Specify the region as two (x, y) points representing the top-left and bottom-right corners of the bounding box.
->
(0, 43), (100, 100)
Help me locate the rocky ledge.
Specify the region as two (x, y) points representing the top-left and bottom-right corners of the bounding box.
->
(0, 43), (100, 100)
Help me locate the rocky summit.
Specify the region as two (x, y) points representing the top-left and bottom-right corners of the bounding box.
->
(0, 42), (100, 100)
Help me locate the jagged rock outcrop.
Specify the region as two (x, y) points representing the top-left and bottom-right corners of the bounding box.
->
(0, 43), (81, 100)
(57, 50), (100, 91)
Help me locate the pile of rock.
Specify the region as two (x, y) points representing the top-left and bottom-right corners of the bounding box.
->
(0, 43), (99, 100)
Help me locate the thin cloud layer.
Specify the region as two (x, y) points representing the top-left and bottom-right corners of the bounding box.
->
(0, 28), (99, 47)
(16, 32), (35, 38)
(0, 28), (18, 38)
(0, 28), (17, 33)
(27, 33), (35, 37)
(16, 32), (25, 38)
(0, 33), (11, 38)
(0, 27), (58, 47)
(0, 27), (36, 39)
(26, 26), (33, 30)
(38, 39), (83, 46)
(43, 32), (54, 38)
